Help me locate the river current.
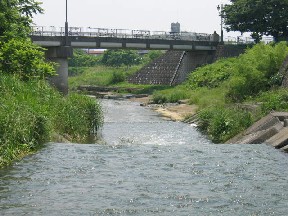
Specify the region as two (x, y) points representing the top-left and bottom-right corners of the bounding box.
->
(0, 99), (288, 215)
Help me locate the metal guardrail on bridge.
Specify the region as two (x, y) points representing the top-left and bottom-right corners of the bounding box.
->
(31, 26), (216, 42)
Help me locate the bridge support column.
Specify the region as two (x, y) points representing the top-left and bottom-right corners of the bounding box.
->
(45, 46), (73, 95)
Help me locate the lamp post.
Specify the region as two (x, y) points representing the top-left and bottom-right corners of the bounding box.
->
(65, 0), (69, 45)
(217, 4), (224, 43)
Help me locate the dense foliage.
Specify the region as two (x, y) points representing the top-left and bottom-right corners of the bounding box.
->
(0, 0), (43, 38)
(0, 38), (55, 80)
(68, 49), (163, 77)
(101, 49), (142, 67)
(256, 89), (288, 114)
(197, 106), (252, 143)
(186, 58), (237, 89)
(0, 75), (103, 167)
(0, 0), (55, 79)
(68, 49), (101, 68)
(223, 0), (288, 42)
(186, 42), (288, 102)
(225, 42), (288, 102)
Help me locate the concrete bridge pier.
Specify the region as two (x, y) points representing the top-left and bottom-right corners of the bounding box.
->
(45, 46), (73, 95)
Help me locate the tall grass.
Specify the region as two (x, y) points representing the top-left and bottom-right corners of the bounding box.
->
(197, 106), (253, 143)
(152, 86), (191, 103)
(0, 75), (103, 167)
(256, 88), (288, 114)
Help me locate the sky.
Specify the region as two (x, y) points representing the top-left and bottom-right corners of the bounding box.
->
(33, 0), (240, 39)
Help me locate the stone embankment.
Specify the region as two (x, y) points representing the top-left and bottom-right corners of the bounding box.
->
(226, 112), (288, 152)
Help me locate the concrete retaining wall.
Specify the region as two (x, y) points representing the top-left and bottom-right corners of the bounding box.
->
(128, 50), (215, 85)
(128, 45), (247, 86)
(226, 112), (288, 152)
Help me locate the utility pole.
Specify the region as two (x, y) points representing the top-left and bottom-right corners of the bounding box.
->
(217, 4), (224, 44)
(65, 0), (69, 45)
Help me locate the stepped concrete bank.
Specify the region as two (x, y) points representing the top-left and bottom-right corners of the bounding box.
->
(226, 112), (288, 152)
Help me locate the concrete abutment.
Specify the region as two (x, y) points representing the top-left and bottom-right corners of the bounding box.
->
(128, 44), (247, 86)
(45, 46), (73, 95)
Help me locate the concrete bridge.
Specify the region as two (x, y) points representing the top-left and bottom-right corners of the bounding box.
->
(31, 26), (220, 50)
(30, 26), (221, 94)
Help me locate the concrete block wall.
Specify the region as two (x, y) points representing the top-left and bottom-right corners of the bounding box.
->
(280, 55), (288, 87)
(128, 51), (185, 85)
(226, 112), (288, 152)
(214, 44), (248, 60)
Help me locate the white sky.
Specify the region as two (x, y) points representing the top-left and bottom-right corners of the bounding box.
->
(33, 0), (241, 39)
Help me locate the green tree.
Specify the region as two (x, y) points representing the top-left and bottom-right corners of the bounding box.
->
(0, 0), (55, 79)
(223, 0), (288, 42)
(0, 0), (43, 39)
(101, 50), (141, 67)
(0, 38), (55, 80)
(142, 50), (163, 64)
(68, 49), (100, 67)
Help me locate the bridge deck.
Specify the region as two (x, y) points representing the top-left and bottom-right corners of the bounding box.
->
(31, 35), (218, 51)
(30, 26), (219, 51)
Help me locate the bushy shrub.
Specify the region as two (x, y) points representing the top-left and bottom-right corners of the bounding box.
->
(152, 87), (191, 104)
(101, 50), (141, 67)
(68, 67), (86, 77)
(226, 42), (288, 102)
(111, 71), (126, 84)
(68, 49), (100, 67)
(257, 89), (288, 114)
(0, 39), (55, 80)
(197, 106), (252, 143)
(142, 50), (164, 64)
(186, 58), (236, 89)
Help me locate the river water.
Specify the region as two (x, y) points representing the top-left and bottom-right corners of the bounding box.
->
(0, 99), (288, 216)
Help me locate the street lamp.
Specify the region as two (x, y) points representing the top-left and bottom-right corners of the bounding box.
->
(65, 0), (69, 45)
(217, 4), (224, 43)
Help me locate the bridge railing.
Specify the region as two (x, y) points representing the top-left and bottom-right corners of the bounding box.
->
(30, 26), (217, 42)
(30, 26), (275, 44)
(224, 35), (274, 44)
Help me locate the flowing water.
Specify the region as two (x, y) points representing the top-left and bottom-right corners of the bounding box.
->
(0, 99), (288, 216)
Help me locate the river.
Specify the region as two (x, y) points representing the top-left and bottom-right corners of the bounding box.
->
(0, 99), (288, 215)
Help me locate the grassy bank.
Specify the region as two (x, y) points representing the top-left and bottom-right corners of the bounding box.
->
(68, 65), (171, 94)
(0, 75), (103, 168)
(69, 65), (142, 88)
(152, 42), (288, 143)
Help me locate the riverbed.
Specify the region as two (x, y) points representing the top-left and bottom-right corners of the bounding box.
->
(0, 99), (287, 215)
